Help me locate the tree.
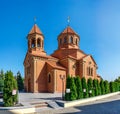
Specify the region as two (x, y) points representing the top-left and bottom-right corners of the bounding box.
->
(81, 77), (88, 98)
(69, 77), (77, 100)
(87, 78), (94, 97)
(114, 77), (120, 91)
(16, 71), (24, 91)
(0, 69), (4, 92)
(93, 79), (98, 96)
(109, 81), (115, 93)
(3, 71), (18, 107)
(97, 80), (101, 95)
(65, 75), (71, 101)
(104, 80), (110, 94)
(100, 79), (105, 95)
(74, 76), (83, 99)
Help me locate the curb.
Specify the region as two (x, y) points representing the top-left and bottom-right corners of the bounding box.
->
(56, 92), (120, 108)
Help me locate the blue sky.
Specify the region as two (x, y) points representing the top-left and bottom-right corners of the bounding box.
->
(0, 0), (120, 81)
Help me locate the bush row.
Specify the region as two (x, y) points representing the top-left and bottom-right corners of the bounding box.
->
(65, 76), (120, 101)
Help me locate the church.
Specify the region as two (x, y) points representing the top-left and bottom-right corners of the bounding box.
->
(24, 23), (101, 93)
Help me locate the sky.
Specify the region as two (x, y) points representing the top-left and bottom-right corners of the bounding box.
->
(0, 0), (120, 81)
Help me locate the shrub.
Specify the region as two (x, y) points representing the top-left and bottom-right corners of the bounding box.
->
(93, 79), (98, 96)
(3, 71), (18, 107)
(97, 80), (101, 95)
(65, 75), (71, 101)
(16, 71), (24, 91)
(100, 80), (105, 95)
(87, 78), (94, 97)
(69, 77), (77, 100)
(81, 77), (88, 98)
(74, 76), (83, 99)
(109, 81), (115, 93)
(104, 80), (110, 94)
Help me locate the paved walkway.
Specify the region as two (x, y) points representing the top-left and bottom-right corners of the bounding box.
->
(35, 93), (120, 114)
(19, 92), (62, 106)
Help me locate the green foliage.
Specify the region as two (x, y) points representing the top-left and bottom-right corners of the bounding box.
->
(65, 75), (71, 101)
(69, 77), (77, 100)
(97, 80), (101, 95)
(109, 81), (115, 93)
(0, 77), (4, 92)
(81, 77), (88, 98)
(74, 76), (83, 99)
(114, 82), (119, 92)
(0, 70), (4, 92)
(3, 71), (18, 107)
(104, 80), (110, 94)
(100, 80), (105, 95)
(93, 79), (98, 96)
(87, 78), (94, 97)
(114, 76), (120, 91)
(16, 71), (24, 91)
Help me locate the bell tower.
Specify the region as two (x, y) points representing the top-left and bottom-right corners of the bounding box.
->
(27, 24), (46, 55)
(57, 26), (80, 49)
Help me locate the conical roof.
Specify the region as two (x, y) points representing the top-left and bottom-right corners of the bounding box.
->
(29, 24), (43, 35)
(59, 26), (79, 36)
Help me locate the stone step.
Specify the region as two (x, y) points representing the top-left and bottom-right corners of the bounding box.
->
(47, 101), (62, 109)
(31, 102), (48, 108)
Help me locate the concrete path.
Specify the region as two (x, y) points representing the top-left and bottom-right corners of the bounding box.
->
(35, 93), (120, 114)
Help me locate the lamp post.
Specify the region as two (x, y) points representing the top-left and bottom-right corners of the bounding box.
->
(60, 75), (65, 100)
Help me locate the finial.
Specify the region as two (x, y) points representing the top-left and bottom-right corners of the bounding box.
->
(34, 17), (37, 24)
(67, 16), (70, 26)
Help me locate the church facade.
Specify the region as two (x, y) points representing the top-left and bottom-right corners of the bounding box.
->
(24, 24), (101, 93)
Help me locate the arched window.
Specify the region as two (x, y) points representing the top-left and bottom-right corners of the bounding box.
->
(89, 67), (91, 76)
(76, 39), (78, 45)
(64, 36), (67, 44)
(37, 39), (41, 47)
(48, 74), (51, 83)
(91, 68), (93, 76)
(31, 38), (35, 48)
(87, 67), (89, 75)
(60, 39), (62, 44)
(70, 36), (73, 43)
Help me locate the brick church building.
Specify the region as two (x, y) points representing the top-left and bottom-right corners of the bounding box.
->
(24, 23), (101, 93)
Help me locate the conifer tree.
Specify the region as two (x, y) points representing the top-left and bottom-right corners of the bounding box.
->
(16, 71), (24, 91)
(70, 77), (77, 100)
(109, 81), (115, 92)
(81, 77), (88, 98)
(87, 78), (94, 97)
(0, 70), (4, 92)
(104, 80), (109, 94)
(93, 79), (98, 96)
(100, 79), (105, 95)
(65, 75), (71, 101)
(74, 76), (83, 99)
(3, 71), (18, 107)
(97, 80), (101, 95)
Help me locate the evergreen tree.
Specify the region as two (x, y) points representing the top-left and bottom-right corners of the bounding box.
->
(16, 71), (24, 91)
(65, 75), (71, 101)
(3, 71), (18, 107)
(104, 80), (109, 94)
(109, 81), (115, 93)
(70, 77), (77, 100)
(97, 80), (101, 95)
(81, 77), (88, 98)
(100, 79), (105, 95)
(74, 76), (83, 99)
(87, 78), (94, 97)
(0, 70), (4, 92)
(93, 79), (98, 96)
